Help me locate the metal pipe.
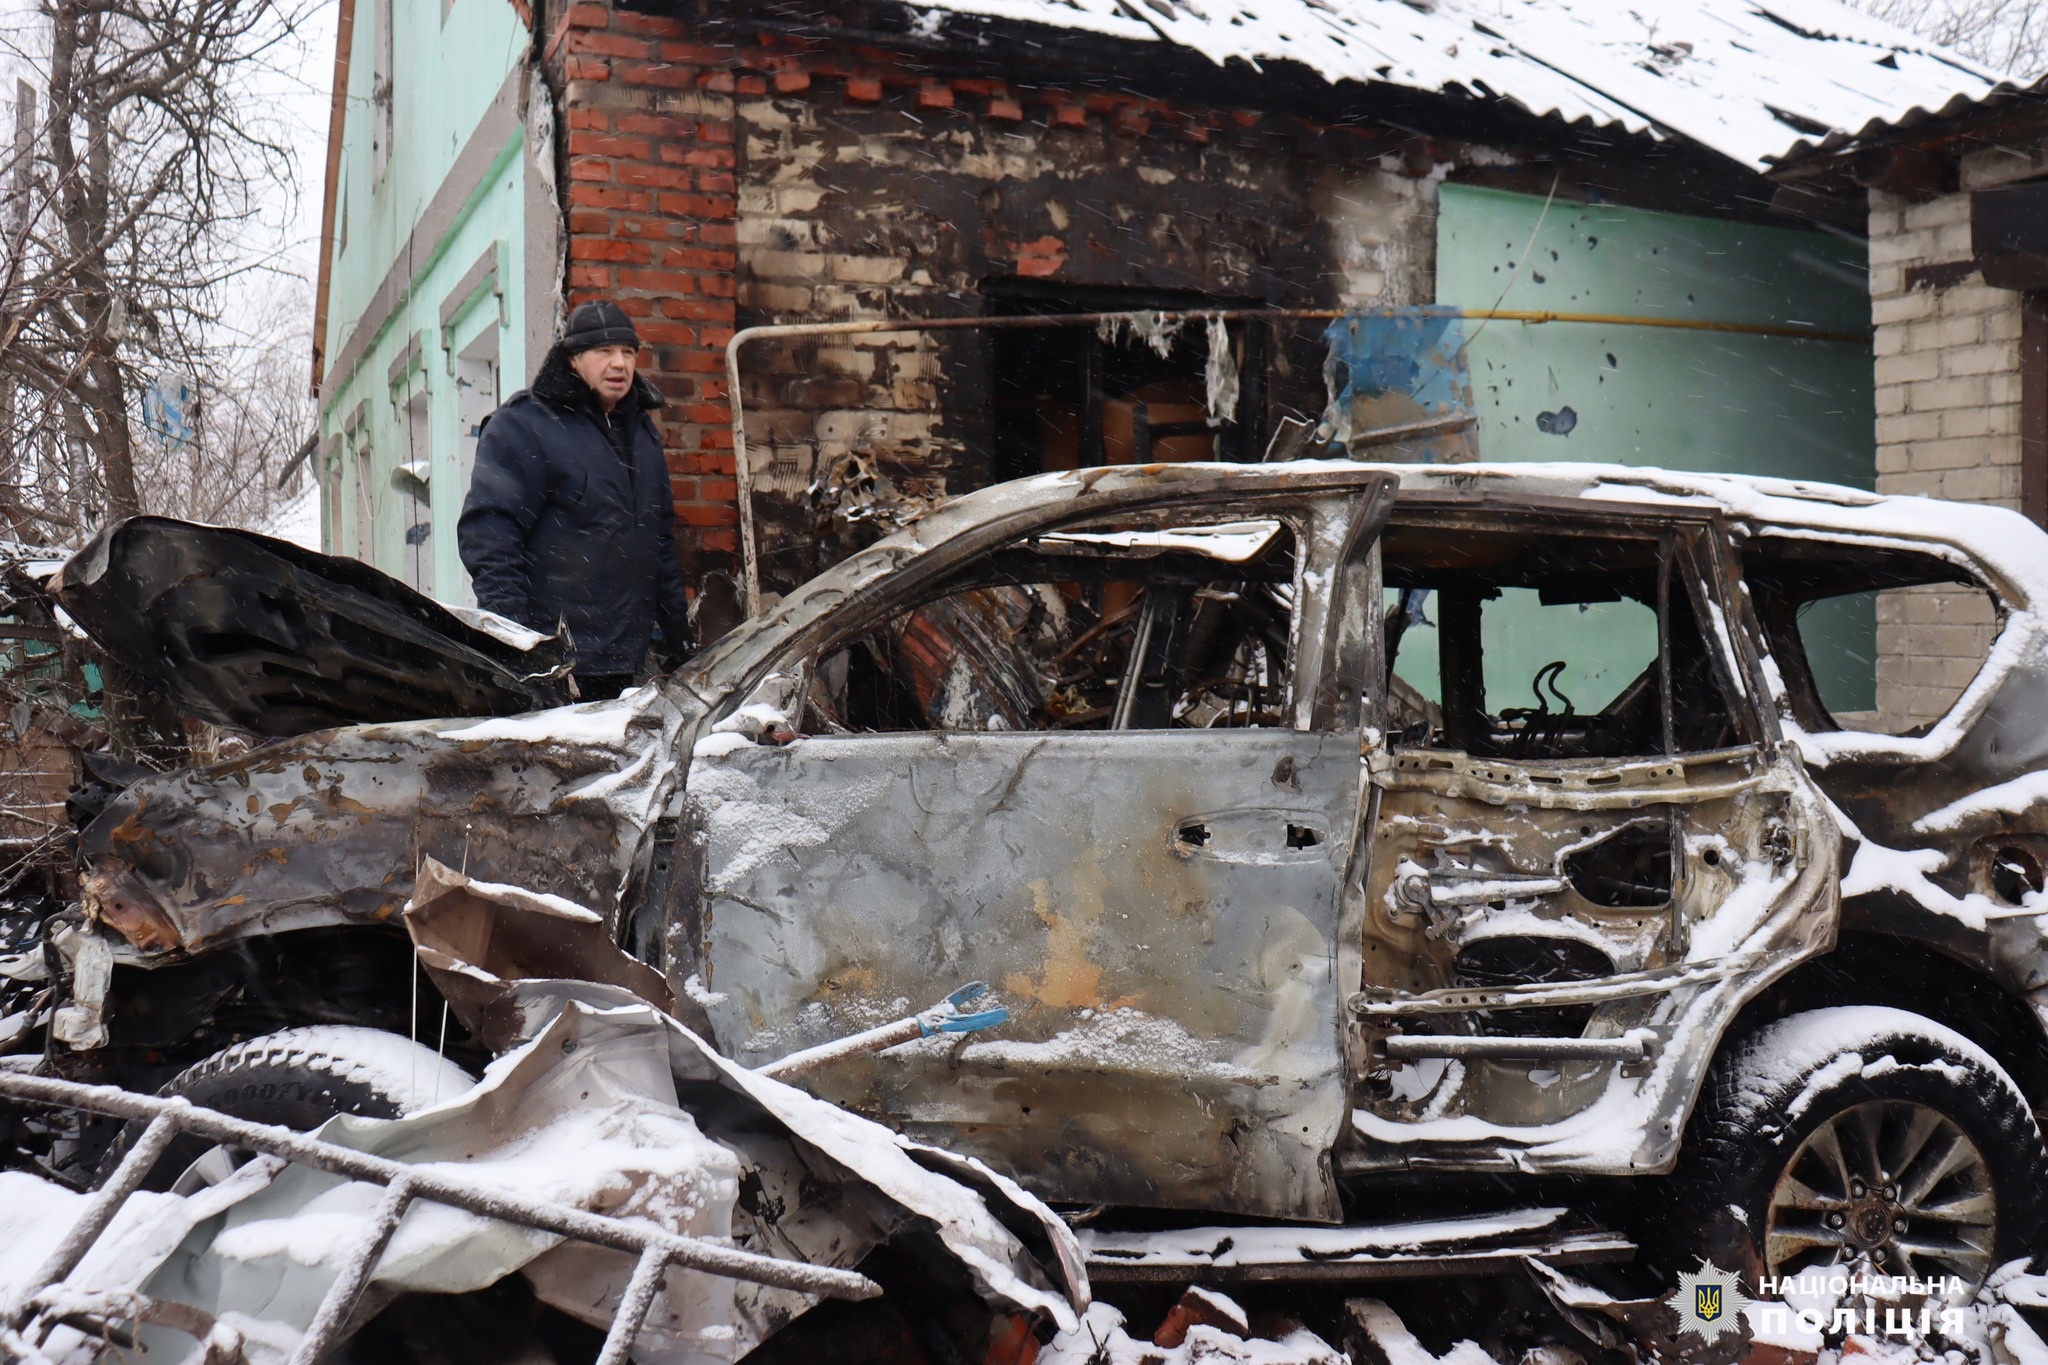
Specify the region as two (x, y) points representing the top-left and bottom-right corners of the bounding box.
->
(723, 306), (1872, 616)
(0, 1071), (880, 1307)
(11, 1111), (179, 1324)
(596, 1245), (671, 1365)
(759, 1017), (924, 1082)
(1381, 1034), (1652, 1062)
(289, 1177), (415, 1365)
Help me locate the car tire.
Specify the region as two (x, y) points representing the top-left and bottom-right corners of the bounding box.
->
(1666, 1006), (2048, 1294)
(105, 1026), (476, 1194)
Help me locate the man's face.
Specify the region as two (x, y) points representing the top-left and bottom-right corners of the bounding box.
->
(570, 343), (639, 410)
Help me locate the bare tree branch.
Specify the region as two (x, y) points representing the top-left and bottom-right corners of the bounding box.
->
(0, 0), (319, 540)
(1854, 0), (2048, 80)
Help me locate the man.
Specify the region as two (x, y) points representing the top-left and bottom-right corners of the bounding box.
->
(459, 300), (692, 698)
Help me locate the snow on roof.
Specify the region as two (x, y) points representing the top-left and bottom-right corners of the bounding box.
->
(907, 0), (1998, 169)
(1776, 73), (2048, 166)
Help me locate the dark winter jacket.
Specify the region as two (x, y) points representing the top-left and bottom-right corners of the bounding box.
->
(458, 344), (691, 675)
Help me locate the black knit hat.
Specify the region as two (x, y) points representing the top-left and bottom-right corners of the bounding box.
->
(560, 299), (641, 354)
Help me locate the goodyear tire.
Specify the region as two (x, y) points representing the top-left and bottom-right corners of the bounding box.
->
(106, 1026), (476, 1194)
(1669, 1006), (2048, 1294)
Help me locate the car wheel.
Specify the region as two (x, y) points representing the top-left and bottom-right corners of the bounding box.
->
(106, 1026), (477, 1194)
(1670, 1006), (2048, 1293)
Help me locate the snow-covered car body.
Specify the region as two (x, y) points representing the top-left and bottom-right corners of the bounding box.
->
(57, 461), (2048, 1230)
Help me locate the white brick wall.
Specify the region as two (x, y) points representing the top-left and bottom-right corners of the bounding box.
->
(1870, 188), (2023, 508)
(1866, 187), (2014, 730)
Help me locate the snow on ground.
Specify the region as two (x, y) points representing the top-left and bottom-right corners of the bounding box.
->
(0, 1171), (83, 1305)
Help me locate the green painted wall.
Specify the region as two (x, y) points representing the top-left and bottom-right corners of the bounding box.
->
(1437, 184), (1872, 485)
(1430, 185), (1879, 714)
(319, 0), (535, 606)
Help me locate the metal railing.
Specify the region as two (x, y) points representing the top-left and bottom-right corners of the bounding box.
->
(0, 1070), (879, 1365)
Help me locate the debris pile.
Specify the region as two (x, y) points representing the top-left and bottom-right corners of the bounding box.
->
(0, 865), (1086, 1361)
(1045, 1290), (1346, 1365)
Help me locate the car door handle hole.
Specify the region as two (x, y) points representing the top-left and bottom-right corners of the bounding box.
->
(1175, 821), (1211, 849)
(1286, 824), (1322, 849)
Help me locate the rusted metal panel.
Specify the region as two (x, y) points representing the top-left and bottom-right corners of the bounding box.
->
(688, 727), (1360, 1222)
(674, 467), (1390, 1223)
(77, 696), (686, 955)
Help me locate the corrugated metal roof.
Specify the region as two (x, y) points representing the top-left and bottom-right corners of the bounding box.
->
(1775, 74), (2048, 165)
(906, 0), (1998, 168)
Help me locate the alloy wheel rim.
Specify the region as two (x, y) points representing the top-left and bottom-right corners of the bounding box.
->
(1765, 1099), (1996, 1290)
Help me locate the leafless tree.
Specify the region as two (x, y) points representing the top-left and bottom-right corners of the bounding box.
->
(139, 279), (317, 529)
(1855, 0), (2048, 80)
(0, 0), (318, 546)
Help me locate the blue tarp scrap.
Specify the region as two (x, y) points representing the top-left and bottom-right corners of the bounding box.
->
(1318, 307), (1477, 463)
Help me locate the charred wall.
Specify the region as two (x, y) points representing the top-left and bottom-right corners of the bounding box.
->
(733, 80), (1436, 588)
(548, 0), (1490, 593)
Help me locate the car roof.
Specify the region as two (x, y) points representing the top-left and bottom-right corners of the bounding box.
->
(684, 458), (2048, 699)
(921, 460), (2048, 608)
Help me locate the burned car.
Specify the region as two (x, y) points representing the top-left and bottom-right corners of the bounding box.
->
(15, 460), (2048, 1322)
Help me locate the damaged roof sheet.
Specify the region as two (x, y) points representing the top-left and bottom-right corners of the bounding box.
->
(1774, 71), (2048, 166)
(905, 0), (1996, 168)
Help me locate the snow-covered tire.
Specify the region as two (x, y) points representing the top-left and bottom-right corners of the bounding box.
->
(107, 1026), (476, 1193)
(1664, 1006), (2048, 1292)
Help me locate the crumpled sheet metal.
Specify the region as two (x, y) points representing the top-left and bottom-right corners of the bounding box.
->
(52, 516), (568, 737)
(397, 875), (1086, 1329)
(133, 1002), (743, 1364)
(77, 689), (691, 955)
(397, 870), (1084, 1343)
(404, 857), (687, 1050)
(97, 994), (1081, 1363)
(683, 727), (1361, 1224)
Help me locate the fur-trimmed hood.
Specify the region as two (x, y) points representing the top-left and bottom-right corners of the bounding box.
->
(529, 341), (665, 414)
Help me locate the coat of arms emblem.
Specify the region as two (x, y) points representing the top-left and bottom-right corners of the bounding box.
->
(1667, 1262), (1753, 1344)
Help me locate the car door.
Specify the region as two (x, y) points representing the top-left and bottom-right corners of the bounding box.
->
(1348, 502), (1839, 1176)
(677, 479), (1388, 1221)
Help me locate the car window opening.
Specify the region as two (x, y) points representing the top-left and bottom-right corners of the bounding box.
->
(1381, 522), (1739, 760)
(801, 517), (1299, 734)
(1743, 536), (2002, 738)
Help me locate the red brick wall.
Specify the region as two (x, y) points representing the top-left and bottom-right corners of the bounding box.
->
(546, 2), (1443, 586)
(553, 3), (743, 580)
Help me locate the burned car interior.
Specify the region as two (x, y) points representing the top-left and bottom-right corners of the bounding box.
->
(799, 515), (1300, 734)
(1380, 516), (1748, 759)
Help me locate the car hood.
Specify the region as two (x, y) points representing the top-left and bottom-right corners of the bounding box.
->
(53, 516), (569, 737)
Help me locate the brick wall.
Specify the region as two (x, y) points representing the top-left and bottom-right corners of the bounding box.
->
(736, 76), (1420, 586)
(547, 0), (1453, 592)
(1868, 185), (2018, 730)
(555, 4), (743, 581)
